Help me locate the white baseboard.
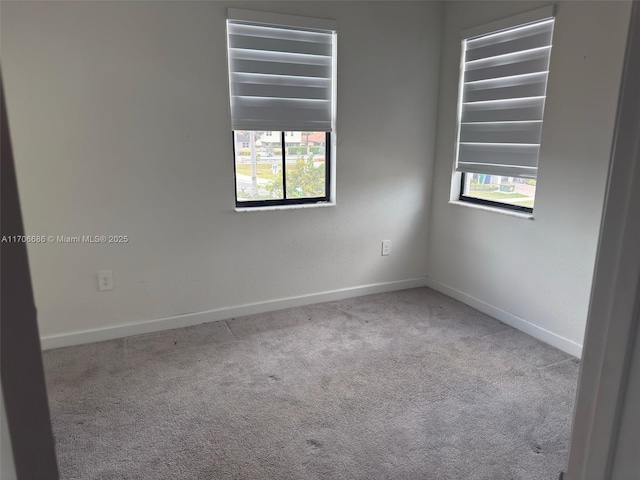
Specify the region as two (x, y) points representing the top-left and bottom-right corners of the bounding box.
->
(40, 277), (429, 350)
(423, 277), (583, 358)
(41, 276), (584, 358)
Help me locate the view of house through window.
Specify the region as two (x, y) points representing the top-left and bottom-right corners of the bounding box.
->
(234, 131), (328, 203)
(462, 173), (536, 210)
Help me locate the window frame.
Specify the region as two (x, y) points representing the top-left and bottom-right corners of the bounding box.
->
(226, 9), (337, 210)
(454, 6), (555, 214)
(232, 131), (331, 208)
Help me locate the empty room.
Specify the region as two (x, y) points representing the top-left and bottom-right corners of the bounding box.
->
(2, 1), (638, 479)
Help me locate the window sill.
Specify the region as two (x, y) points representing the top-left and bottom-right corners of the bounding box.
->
(235, 201), (336, 213)
(448, 200), (534, 220)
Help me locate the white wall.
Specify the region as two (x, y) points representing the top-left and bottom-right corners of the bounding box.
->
(566, 4), (640, 473)
(2, 1), (443, 345)
(426, 1), (632, 356)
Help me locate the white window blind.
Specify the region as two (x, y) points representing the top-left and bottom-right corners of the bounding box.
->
(227, 9), (337, 132)
(456, 7), (555, 178)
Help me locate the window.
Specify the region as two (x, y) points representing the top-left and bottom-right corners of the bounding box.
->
(226, 9), (337, 207)
(455, 6), (555, 213)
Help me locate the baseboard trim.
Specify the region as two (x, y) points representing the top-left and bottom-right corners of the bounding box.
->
(423, 277), (583, 358)
(40, 277), (429, 350)
(41, 277), (584, 357)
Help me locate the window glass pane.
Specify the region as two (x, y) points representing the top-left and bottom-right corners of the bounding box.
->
(463, 172), (536, 209)
(234, 131), (284, 202)
(284, 132), (327, 199)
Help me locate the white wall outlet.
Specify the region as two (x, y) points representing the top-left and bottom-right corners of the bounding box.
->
(98, 270), (113, 291)
(382, 240), (391, 256)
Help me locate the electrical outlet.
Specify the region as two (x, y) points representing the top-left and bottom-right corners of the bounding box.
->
(381, 240), (391, 256)
(98, 270), (113, 291)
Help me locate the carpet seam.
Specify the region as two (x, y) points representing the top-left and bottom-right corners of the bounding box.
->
(223, 319), (239, 341)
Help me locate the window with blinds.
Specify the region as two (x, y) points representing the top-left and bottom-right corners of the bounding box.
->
(226, 9), (337, 208)
(456, 6), (555, 213)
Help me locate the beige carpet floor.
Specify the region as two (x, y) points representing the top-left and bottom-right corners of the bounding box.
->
(43, 287), (579, 479)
